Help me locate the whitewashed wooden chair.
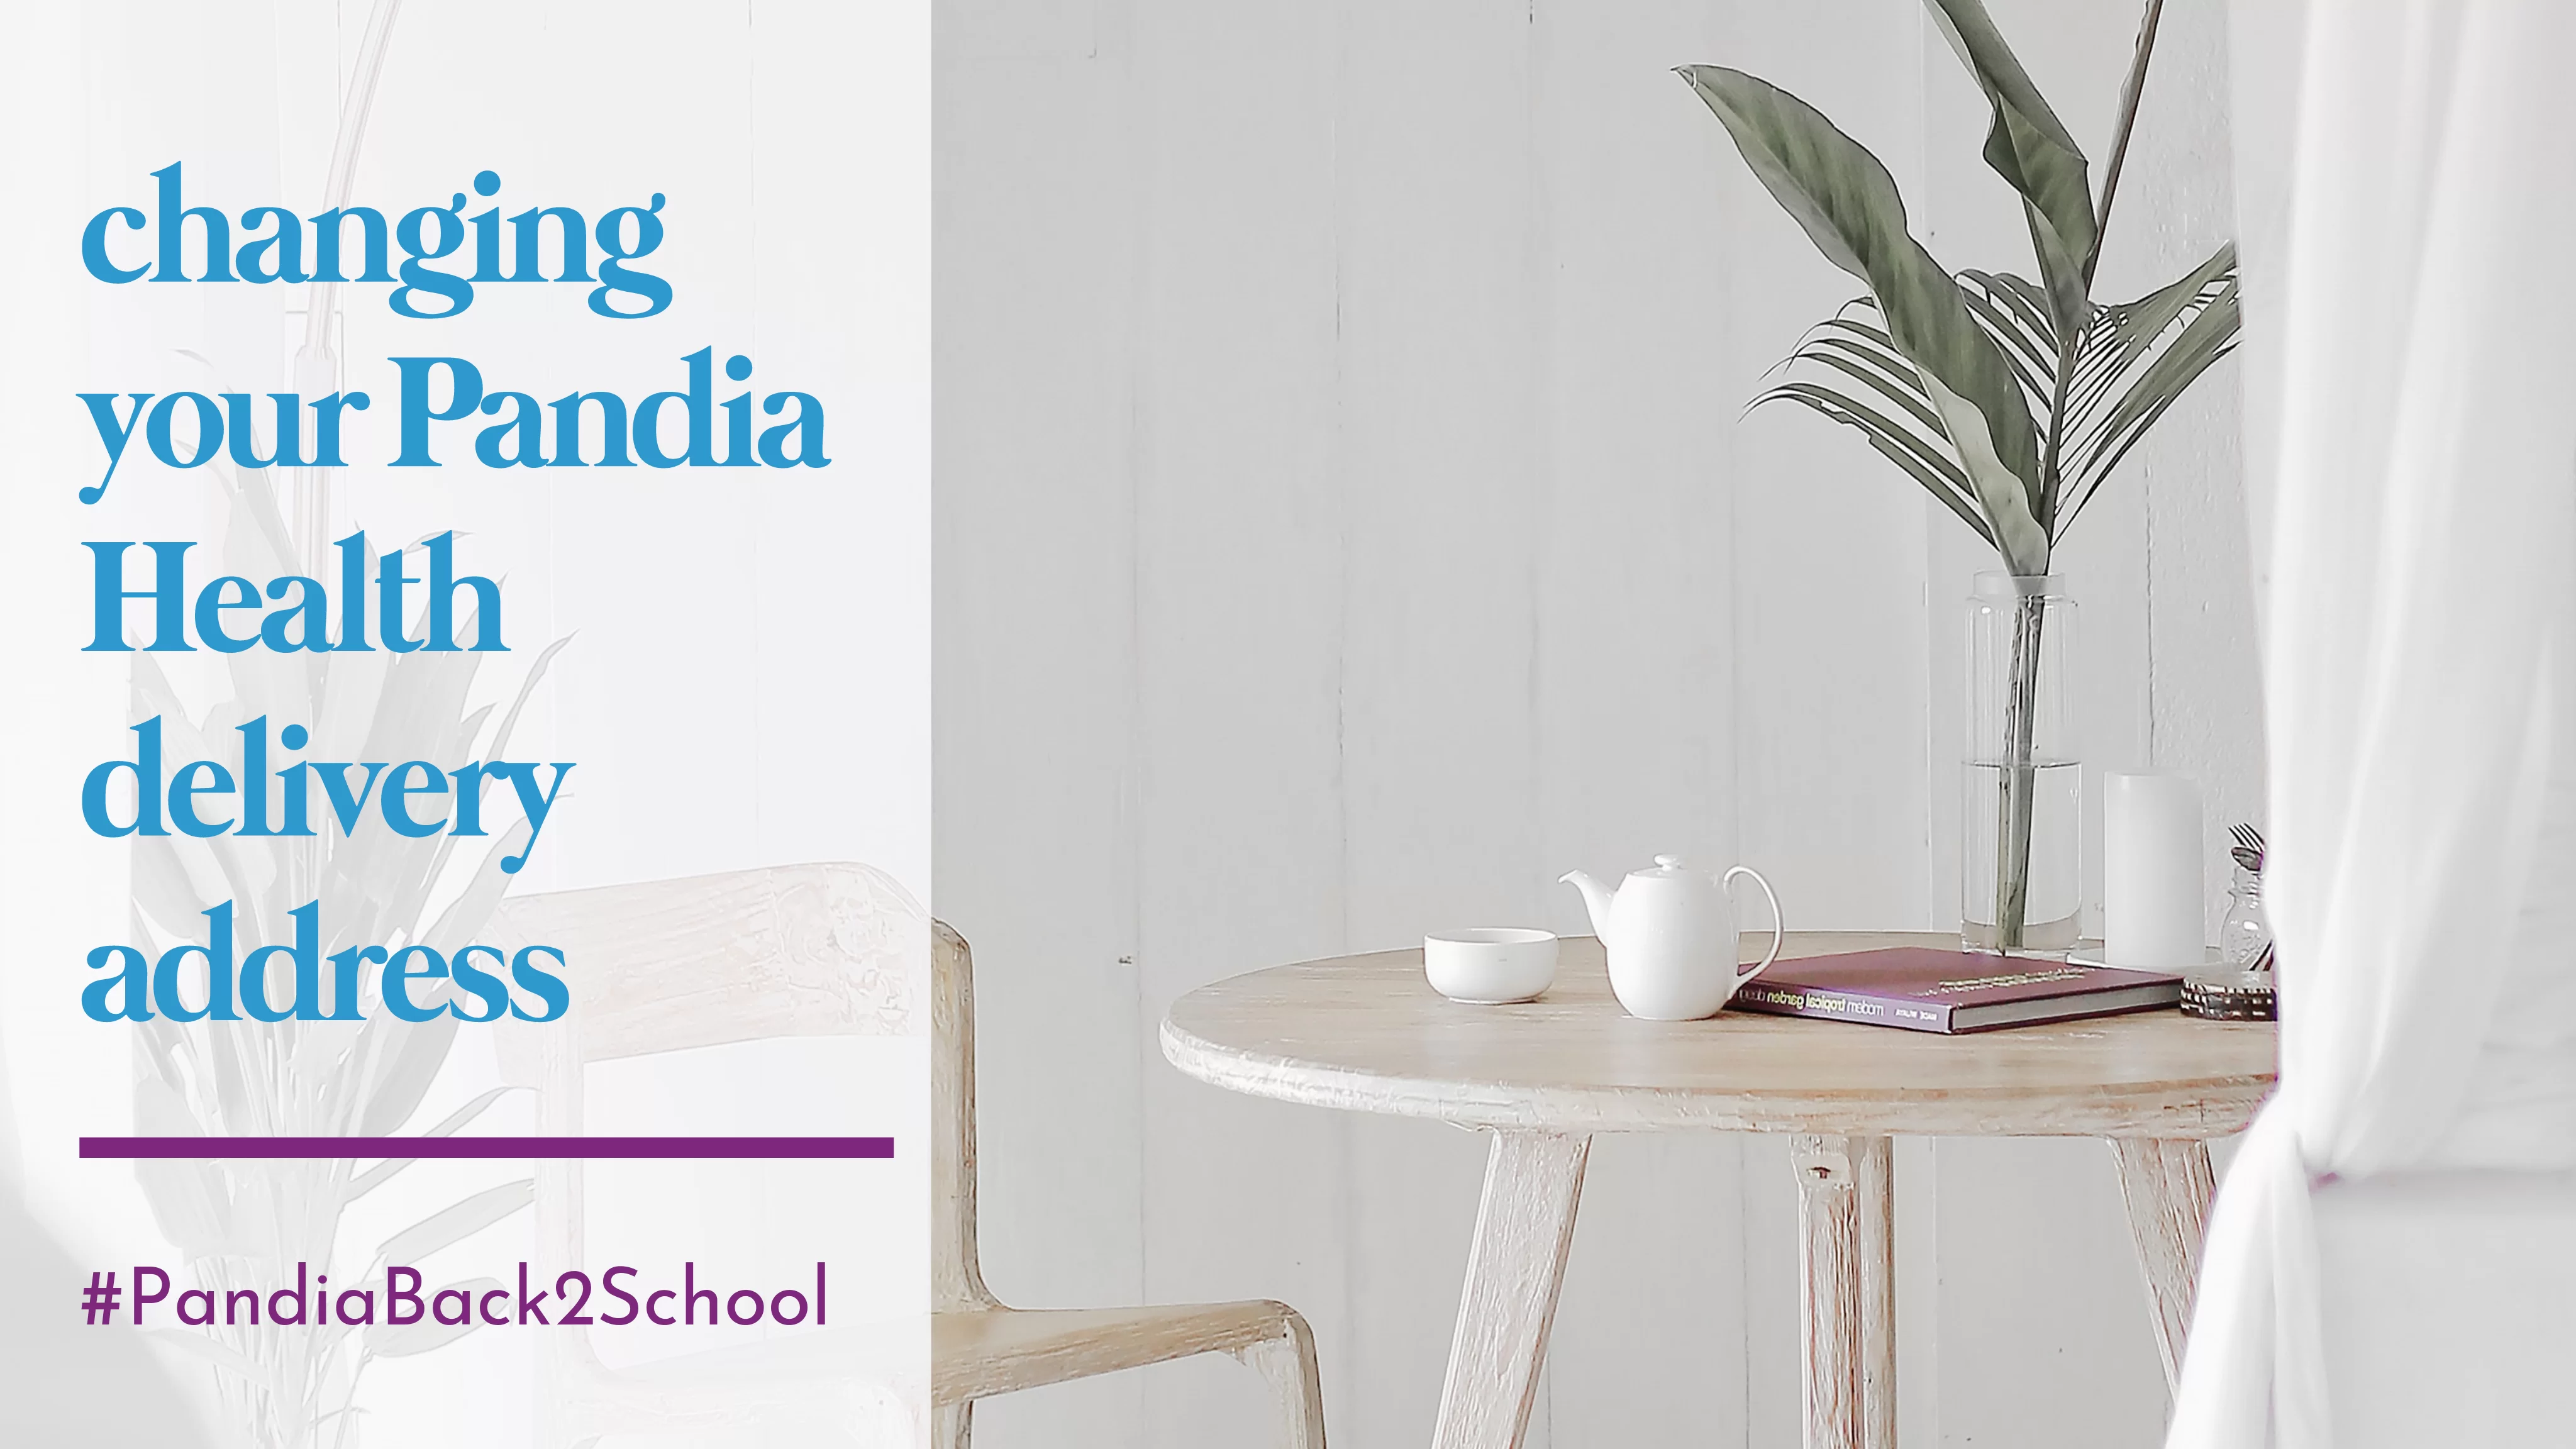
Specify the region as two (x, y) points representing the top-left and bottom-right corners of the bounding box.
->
(928, 914), (1325, 1449)
(494, 862), (928, 1446)
(492, 862), (1325, 1448)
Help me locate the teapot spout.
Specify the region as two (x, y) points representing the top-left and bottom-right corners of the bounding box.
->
(1558, 870), (1616, 943)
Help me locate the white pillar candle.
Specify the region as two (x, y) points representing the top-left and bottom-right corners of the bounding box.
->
(2104, 771), (2204, 971)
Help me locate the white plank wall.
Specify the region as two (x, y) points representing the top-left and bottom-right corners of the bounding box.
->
(1535, 1), (1755, 1443)
(1336, 6), (1547, 1446)
(934, 6), (1149, 1440)
(1131, 3), (1353, 1446)
(935, 2), (2263, 1447)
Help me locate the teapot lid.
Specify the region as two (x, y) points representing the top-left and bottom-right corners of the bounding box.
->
(1630, 854), (1699, 880)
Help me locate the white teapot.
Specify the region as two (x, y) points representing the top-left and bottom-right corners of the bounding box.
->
(1560, 855), (1784, 1021)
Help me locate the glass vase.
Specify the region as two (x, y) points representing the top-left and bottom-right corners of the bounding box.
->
(1963, 573), (2080, 953)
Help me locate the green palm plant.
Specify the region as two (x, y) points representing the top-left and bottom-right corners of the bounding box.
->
(1682, 0), (2238, 947)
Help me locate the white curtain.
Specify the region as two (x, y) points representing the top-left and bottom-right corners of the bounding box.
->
(2175, 3), (2576, 1446)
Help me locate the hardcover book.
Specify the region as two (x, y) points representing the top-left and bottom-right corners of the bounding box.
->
(1728, 948), (2184, 1034)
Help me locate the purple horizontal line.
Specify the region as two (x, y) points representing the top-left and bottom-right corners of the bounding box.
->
(81, 1136), (895, 1160)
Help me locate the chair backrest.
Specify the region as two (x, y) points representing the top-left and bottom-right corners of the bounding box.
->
(487, 860), (994, 1328)
(491, 861), (924, 1063)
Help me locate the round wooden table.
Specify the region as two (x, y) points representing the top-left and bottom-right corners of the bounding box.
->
(1160, 932), (2277, 1449)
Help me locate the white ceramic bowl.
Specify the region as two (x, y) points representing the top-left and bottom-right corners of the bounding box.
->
(1424, 929), (1559, 1004)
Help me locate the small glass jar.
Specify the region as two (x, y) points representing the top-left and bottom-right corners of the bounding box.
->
(2219, 860), (2272, 970)
(2185, 849), (2277, 1019)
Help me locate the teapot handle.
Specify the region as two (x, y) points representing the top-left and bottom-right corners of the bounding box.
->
(1724, 865), (1785, 985)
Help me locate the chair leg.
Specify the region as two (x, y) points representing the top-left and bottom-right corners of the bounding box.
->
(933, 1399), (972, 1449)
(1236, 1314), (1328, 1449)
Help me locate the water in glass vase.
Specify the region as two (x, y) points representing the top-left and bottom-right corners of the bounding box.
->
(1960, 758), (2082, 952)
(1963, 574), (2080, 953)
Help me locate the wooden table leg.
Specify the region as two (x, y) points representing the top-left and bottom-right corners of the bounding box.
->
(1430, 1130), (1591, 1449)
(1793, 1135), (1895, 1449)
(2109, 1138), (2216, 1393)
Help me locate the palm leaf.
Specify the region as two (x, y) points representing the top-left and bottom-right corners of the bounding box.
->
(1984, 271), (2063, 348)
(353, 1015), (460, 1136)
(373, 1179), (532, 1267)
(1757, 311), (1992, 534)
(1757, 381), (1997, 547)
(1789, 324), (1954, 438)
(362, 1279), (502, 1358)
(2096, 243), (2231, 362)
(1682, 64), (2048, 574)
(1754, 246), (2236, 554)
(1923, 0), (2096, 334)
(2060, 243), (2235, 427)
(131, 1074), (228, 1258)
(1957, 271), (2058, 364)
(147, 1328), (284, 1392)
(2057, 279), (2240, 531)
(421, 821), (536, 954)
(1952, 276), (2054, 407)
(1753, 282), (2072, 552)
(343, 1085), (524, 1201)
